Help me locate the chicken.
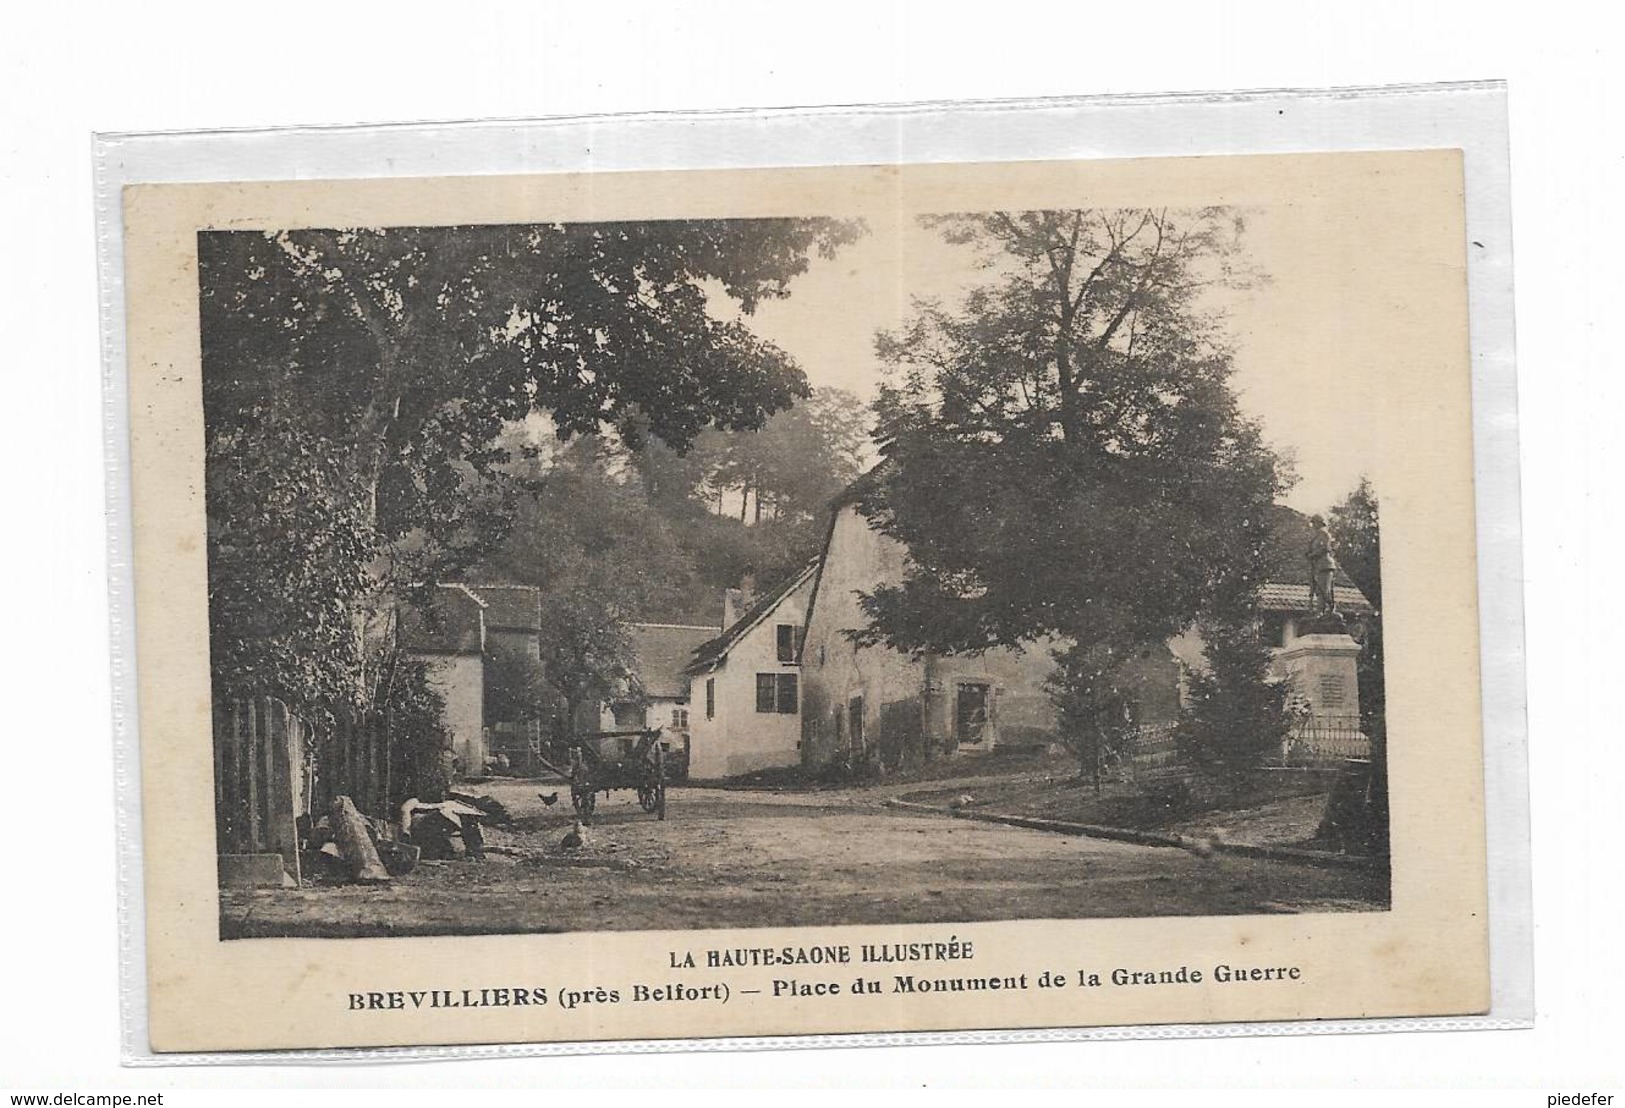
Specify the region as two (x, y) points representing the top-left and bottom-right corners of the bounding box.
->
(538, 792), (559, 807)
(560, 820), (585, 851)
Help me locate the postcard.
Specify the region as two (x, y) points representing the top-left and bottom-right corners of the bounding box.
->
(117, 147), (1490, 1052)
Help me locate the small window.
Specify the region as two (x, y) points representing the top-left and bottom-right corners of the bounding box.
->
(705, 678), (715, 720)
(776, 623), (803, 663)
(755, 672), (800, 714)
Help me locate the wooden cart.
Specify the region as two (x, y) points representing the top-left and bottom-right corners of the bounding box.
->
(567, 729), (668, 820)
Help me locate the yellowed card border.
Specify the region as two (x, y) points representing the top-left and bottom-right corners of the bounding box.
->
(95, 87), (1529, 1064)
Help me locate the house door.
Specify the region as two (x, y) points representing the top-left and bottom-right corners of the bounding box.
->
(847, 696), (865, 758)
(956, 684), (990, 746)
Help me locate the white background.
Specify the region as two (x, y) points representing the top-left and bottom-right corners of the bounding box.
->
(2, 0), (1620, 1095)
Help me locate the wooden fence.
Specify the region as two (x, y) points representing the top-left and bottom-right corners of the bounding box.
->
(311, 711), (400, 823)
(213, 697), (307, 883)
(214, 698), (410, 885)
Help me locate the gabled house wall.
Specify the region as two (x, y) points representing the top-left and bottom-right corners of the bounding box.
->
(799, 504), (1062, 772)
(685, 570), (816, 779)
(398, 584), (488, 776)
(594, 623), (719, 776)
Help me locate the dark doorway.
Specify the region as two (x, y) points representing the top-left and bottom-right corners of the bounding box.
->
(848, 695), (865, 760)
(956, 684), (990, 746)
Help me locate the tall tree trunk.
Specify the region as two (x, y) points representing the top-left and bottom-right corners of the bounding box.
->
(563, 693), (583, 745)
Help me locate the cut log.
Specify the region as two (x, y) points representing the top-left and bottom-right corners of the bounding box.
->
(450, 790), (512, 825)
(329, 795), (391, 884)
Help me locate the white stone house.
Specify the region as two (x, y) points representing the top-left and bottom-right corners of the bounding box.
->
(596, 622), (720, 766)
(396, 583), (488, 776)
(682, 563), (819, 779)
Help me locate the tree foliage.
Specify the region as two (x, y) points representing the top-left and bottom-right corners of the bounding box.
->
(482, 641), (553, 729)
(205, 411), (379, 712)
(1176, 615), (1289, 778)
(705, 387), (870, 523)
(1328, 477), (1385, 739)
(200, 218), (859, 713)
(620, 387), (871, 595)
(854, 208), (1287, 768)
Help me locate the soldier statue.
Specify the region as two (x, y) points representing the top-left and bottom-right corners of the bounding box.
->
(1306, 514), (1340, 621)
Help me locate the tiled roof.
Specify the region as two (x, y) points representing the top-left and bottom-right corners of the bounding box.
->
(1258, 505), (1373, 612)
(1258, 583), (1372, 614)
(466, 584), (542, 632)
(628, 624), (721, 700)
(1262, 505), (1362, 590)
(397, 584), (486, 654)
(686, 562), (818, 674)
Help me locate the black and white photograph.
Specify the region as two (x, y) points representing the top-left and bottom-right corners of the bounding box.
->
(113, 145), (1497, 1052)
(203, 201), (1393, 940)
(12, 0), (1624, 1096)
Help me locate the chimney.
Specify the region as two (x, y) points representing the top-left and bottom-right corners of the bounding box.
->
(722, 588), (746, 628)
(722, 573), (758, 628)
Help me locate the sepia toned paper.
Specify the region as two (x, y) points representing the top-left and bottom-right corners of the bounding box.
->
(120, 149), (1488, 1053)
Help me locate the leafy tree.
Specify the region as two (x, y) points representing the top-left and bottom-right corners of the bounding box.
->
(472, 438), (688, 742)
(481, 435), (706, 619)
(1045, 643), (1138, 790)
(1177, 612), (1290, 781)
(707, 387), (871, 523)
(483, 641), (553, 730)
(200, 218), (859, 712)
(853, 208), (1286, 774)
(380, 653), (453, 805)
(535, 589), (645, 746)
(1328, 477), (1385, 739)
(1325, 477), (1388, 852)
(1329, 477), (1382, 610)
(205, 410), (379, 714)
(614, 387), (871, 610)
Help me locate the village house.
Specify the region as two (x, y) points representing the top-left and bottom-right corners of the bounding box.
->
(595, 622), (721, 771)
(799, 489), (1373, 774)
(395, 583), (488, 776)
(682, 563), (819, 779)
(466, 584), (544, 771)
(797, 494), (1078, 773)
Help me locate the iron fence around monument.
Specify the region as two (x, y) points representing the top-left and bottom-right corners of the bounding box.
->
(1279, 714), (1370, 764)
(1110, 716), (1370, 778)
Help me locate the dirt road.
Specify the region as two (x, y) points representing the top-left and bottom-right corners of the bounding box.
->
(220, 779), (1388, 938)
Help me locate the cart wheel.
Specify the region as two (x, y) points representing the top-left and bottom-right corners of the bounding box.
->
(636, 786), (658, 814)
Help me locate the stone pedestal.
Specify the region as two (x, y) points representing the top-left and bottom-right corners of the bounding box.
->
(1276, 632), (1363, 720)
